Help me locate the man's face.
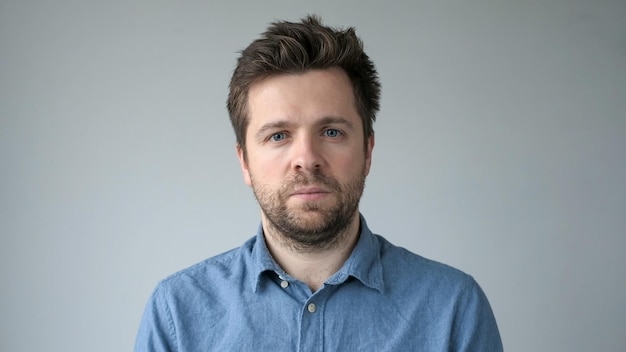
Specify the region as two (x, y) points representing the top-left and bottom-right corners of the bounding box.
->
(237, 67), (374, 249)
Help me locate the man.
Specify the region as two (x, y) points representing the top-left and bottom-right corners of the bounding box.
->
(135, 15), (503, 351)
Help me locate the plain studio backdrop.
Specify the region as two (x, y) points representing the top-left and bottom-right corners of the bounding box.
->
(1, 0), (625, 351)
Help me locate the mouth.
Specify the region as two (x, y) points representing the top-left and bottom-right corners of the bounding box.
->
(290, 186), (331, 200)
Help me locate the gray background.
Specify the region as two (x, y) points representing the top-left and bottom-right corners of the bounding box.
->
(1, 0), (625, 351)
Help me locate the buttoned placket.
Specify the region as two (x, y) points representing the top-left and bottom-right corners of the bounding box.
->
(297, 292), (324, 352)
(274, 272), (332, 352)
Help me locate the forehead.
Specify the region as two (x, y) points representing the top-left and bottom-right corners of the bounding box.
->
(246, 68), (360, 131)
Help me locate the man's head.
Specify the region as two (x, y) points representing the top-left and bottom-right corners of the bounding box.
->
(227, 15), (381, 156)
(228, 16), (381, 251)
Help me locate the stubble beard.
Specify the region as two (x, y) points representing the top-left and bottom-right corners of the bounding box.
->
(250, 167), (366, 253)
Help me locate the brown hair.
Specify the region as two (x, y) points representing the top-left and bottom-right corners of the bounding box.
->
(227, 15), (381, 153)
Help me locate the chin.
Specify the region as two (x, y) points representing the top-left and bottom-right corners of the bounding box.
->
(289, 208), (332, 225)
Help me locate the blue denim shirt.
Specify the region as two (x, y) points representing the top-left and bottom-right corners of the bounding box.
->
(135, 216), (503, 351)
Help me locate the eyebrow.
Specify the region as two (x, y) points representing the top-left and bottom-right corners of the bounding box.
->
(317, 116), (355, 130)
(254, 121), (294, 141)
(254, 116), (355, 140)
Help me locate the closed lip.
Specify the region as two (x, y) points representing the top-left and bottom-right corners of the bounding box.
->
(290, 186), (330, 196)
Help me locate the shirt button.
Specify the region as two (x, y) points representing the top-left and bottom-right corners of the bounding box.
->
(307, 303), (316, 313)
(280, 280), (289, 288)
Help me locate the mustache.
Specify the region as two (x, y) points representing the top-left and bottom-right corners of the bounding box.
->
(283, 170), (340, 192)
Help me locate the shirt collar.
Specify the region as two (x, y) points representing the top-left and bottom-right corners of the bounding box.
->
(249, 223), (282, 293)
(249, 214), (385, 293)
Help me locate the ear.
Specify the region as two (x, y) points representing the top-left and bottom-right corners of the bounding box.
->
(364, 134), (375, 176)
(236, 144), (252, 186)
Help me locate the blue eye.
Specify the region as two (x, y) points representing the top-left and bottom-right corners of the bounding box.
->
(270, 132), (286, 142)
(324, 129), (342, 138)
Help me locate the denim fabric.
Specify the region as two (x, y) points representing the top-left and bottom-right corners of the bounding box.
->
(135, 216), (503, 351)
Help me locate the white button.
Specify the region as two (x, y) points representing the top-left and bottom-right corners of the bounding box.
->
(307, 303), (316, 313)
(280, 280), (289, 288)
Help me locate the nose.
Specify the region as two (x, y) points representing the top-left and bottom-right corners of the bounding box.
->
(291, 135), (323, 172)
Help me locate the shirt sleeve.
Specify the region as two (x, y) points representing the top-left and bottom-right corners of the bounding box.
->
(451, 278), (503, 351)
(134, 284), (178, 352)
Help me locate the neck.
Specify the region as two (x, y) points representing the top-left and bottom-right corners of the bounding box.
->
(262, 212), (361, 292)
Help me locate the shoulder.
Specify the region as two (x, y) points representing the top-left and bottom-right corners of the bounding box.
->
(373, 234), (500, 335)
(375, 234), (475, 293)
(155, 236), (257, 297)
(136, 239), (260, 350)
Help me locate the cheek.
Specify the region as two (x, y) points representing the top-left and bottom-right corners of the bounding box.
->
(247, 156), (286, 184)
(333, 151), (366, 176)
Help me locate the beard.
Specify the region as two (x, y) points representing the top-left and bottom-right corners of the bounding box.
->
(250, 167), (366, 252)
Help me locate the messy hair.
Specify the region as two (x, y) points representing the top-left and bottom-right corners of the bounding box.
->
(227, 15), (381, 153)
